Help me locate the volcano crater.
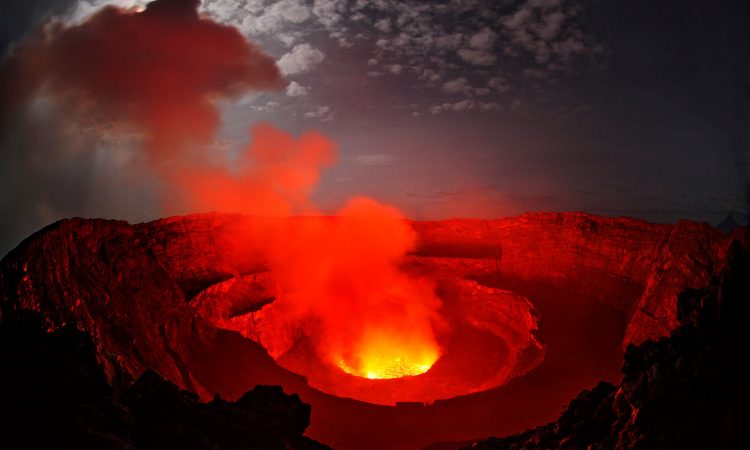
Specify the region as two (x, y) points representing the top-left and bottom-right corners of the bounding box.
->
(191, 274), (544, 405)
(2, 212), (740, 450)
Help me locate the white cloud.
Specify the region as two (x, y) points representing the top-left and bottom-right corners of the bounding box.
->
(468, 27), (498, 50)
(429, 99), (501, 115)
(478, 101), (501, 111)
(553, 36), (593, 61)
(304, 105), (334, 121)
(286, 81), (309, 96)
(488, 76), (510, 93)
(451, 99), (475, 111)
(429, 99), (476, 114)
(312, 0), (346, 29)
(532, 10), (565, 40)
(350, 12), (367, 21)
(277, 43), (325, 75)
(501, 7), (532, 32)
(433, 32), (463, 51)
(67, 0), (149, 24)
(418, 68), (442, 83)
(457, 48), (496, 66)
(89, 0), (602, 118)
(238, 0), (311, 35)
(374, 18), (392, 33)
(249, 101), (280, 112)
(441, 77), (471, 94)
(198, 0), (246, 23)
(499, 0), (600, 71)
(276, 32), (301, 46)
(330, 28), (353, 47)
(275, 0), (312, 23)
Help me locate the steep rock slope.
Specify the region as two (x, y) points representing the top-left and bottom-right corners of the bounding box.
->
(0, 216), (308, 398)
(412, 213), (744, 345)
(460, 242), (748, 450)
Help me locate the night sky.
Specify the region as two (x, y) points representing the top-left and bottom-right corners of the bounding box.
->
(1, 0), (749, 254)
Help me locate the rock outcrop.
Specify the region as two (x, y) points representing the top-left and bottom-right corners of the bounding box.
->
(0, 308), (328, 450)
(460, 242), (748, 450)
(0, 215), (308, 398)
(412, 213), (744, 346)
(0, 218), (201, 390)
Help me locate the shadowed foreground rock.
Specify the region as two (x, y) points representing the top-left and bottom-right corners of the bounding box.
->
(461, 242), (749, 450)
(0, 310), (329, 450)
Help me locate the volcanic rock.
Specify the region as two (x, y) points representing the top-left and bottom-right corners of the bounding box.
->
(412, 213), (744, 346)
(128, 370), (328, 450)
(717, 213), (741, 234)
(0, 308), (328, 450)
(0, 215), (308, 397)
(460, 241), (749, 450)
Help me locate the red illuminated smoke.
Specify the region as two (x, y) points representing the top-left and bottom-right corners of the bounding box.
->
(0, 0), (443, 379)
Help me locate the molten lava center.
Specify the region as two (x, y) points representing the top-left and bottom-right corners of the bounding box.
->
(334, 333), (441, 379)
(338, 357), (435, 379)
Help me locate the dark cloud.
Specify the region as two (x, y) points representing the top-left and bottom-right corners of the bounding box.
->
(0, 0), (78, 58)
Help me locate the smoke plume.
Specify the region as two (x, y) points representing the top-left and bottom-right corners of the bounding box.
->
(258, 197), (443, 378)
(0, 0), (443, 378)
(0, 0), (284, 251)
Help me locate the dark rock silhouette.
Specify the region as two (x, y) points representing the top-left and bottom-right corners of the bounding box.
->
(0, 309), (328, 450)
(717, 213), (741, 234)
(461, 242), (748, 450)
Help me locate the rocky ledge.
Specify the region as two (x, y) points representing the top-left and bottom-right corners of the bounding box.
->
(460, 241), (748, 450)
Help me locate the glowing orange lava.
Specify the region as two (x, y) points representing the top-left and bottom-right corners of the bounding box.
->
(335, 328), (440, 379)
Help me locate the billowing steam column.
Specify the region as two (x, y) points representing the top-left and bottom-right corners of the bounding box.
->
(249, 197), (445, 381)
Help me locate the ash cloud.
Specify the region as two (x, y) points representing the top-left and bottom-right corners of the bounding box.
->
(0, 0), (284, 254)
